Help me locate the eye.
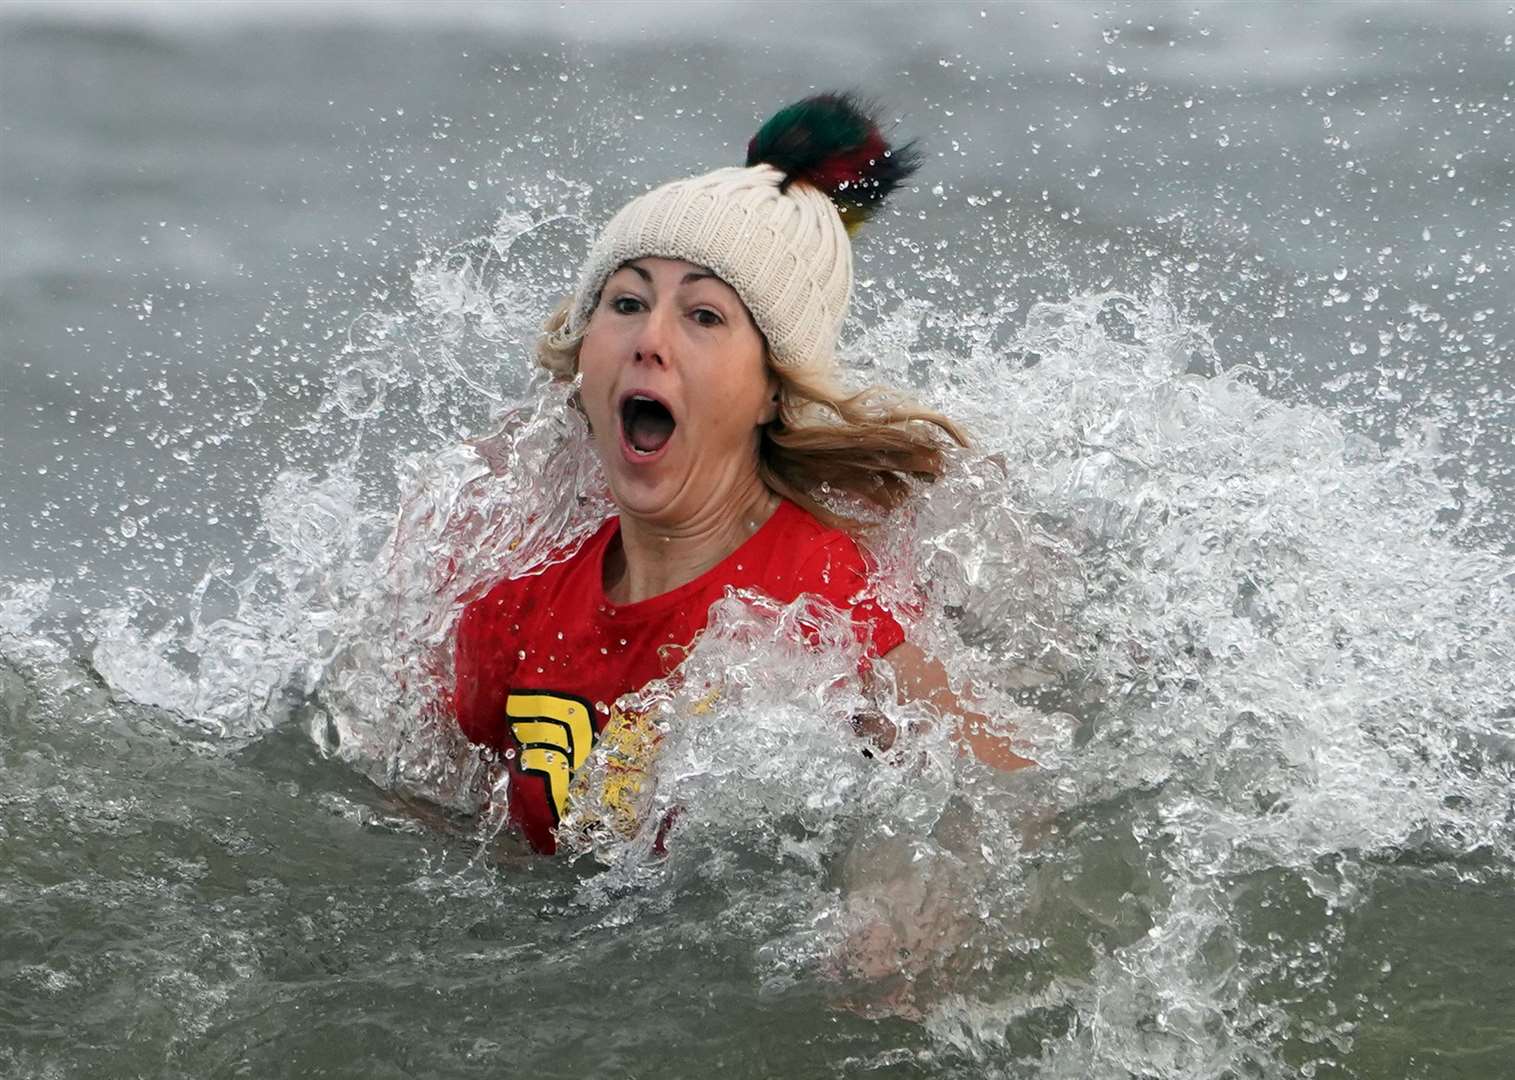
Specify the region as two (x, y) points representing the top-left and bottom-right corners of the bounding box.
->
(691, 307), (724, 327)
(611, 295), (646, 315)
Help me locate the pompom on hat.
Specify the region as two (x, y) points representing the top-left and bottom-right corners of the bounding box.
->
(549, 93), (920, 379)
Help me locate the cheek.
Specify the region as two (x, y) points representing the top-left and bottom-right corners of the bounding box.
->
(577, 319), (608, 375)
(578, 316), (625, 384)
(692, 362), (768, 443)
(574, 333), (617, 432)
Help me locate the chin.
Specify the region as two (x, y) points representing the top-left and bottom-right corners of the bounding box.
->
(600, 457), (683, 522)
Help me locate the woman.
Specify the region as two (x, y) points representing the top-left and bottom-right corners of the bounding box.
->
(453, 93), (1029, 856)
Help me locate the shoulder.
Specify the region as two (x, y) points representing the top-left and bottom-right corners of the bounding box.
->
(733, 498), (878, 609)
(779, 505), (906, 659)
(459, 516), (616, 637)
(785, 513), (875, 602)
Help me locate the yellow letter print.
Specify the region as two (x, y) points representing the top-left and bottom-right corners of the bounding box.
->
(507, 692), (595, 822)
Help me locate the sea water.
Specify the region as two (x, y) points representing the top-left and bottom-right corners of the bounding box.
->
(3, 3), (1513, 1077)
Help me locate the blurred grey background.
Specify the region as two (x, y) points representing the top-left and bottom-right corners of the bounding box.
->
(3, 0), (1512, 612)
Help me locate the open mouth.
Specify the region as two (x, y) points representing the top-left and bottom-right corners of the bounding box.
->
(620, 393), (676, 456)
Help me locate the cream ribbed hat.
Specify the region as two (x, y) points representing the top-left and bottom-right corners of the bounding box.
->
(546, 94), (918, 380)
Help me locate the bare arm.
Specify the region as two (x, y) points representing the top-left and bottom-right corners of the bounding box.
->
(831, 639), (1037, 1017)
(877, 639), (1035, 773)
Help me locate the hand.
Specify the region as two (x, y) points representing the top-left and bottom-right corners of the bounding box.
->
(850, 709), (898, 754)
(826, 868), (979, 1020)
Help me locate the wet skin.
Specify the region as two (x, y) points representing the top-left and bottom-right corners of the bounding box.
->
(578, 261), (1033, 771)
(578, 257), (781, 605)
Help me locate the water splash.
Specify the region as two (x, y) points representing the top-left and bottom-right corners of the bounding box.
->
(58, 223), (1515, 1075)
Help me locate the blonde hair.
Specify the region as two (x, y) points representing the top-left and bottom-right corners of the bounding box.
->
(537, 297), (967, 532)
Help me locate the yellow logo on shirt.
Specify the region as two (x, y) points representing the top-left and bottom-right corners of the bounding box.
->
(507, 691), (595, 822)
(586, 702), (661, 839)
(507, 682), (721, 832)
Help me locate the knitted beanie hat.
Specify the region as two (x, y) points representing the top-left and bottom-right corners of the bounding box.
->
(549, 94), (919, 379)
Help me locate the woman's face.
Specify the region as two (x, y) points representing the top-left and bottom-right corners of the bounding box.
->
(577, 257), (778, 526)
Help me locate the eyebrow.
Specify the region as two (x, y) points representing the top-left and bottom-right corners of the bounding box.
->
(623, 261), (718, 286)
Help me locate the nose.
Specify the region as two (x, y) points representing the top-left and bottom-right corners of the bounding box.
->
(632, 304), (673, 369)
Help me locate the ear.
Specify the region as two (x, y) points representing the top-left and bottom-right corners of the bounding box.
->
(760, 372), (782, 426)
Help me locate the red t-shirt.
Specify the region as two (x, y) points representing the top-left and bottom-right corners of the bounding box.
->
(452, 498), (904, 854)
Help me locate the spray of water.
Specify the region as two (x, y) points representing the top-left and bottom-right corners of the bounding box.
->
(46, 188), (1514, 1075)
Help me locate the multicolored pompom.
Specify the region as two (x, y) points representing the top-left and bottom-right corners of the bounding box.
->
(745, 92), (920, 236)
